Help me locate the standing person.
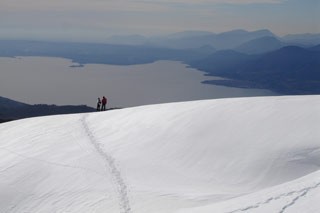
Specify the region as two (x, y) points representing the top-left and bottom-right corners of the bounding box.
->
(101, 96), (107, 111)
(97, 98), (101, 111)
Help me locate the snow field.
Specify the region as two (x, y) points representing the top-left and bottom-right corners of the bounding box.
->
(0, 95), (320, 212)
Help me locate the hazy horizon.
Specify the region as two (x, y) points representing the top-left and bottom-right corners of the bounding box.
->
(1, 0), (319, 43)
(0, 28), (318, 45)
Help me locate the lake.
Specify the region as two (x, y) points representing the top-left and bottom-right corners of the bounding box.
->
(0, 57), (278, 108)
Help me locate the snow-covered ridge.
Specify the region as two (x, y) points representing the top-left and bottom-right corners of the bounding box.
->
(0, 95), (320, 213)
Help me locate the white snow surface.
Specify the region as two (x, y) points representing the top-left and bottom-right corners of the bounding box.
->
(0, 95), (320, 213)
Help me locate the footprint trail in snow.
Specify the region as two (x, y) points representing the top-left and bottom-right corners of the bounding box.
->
(81, 114), (131, 213)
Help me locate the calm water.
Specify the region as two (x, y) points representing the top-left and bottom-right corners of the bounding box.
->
(0, 57), (278, 108)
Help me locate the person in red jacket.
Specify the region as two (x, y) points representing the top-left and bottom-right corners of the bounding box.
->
(101, 96), (107, 111)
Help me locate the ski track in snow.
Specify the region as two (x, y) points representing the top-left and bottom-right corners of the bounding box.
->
(227, 181), (320, 213)
(80, 114), (131, 213)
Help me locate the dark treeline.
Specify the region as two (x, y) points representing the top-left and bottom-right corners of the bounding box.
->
(0, 96), (95, 122)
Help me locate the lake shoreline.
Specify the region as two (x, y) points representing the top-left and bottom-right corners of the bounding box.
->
(0, 57), (279, 108)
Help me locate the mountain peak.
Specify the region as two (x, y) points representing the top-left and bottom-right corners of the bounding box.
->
(235, 36), (285, 54)
(254, 29), (273, 33)
(168, 30), (215, 39)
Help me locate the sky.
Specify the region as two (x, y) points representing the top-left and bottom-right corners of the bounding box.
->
(0, 0), (319, 42)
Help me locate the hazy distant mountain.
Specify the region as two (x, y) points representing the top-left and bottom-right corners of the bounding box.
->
(219, 29), (275, 38)
(0, 96), (95, 122)
(235, 36), (288, 54)
(106, 34), (147, 45)
(105, 30), (319, 50)
(166, 31), (215, 39)
(213, 29), (276, 49)
(310, 44), (320, 51)
(191, 46), (320, 94)
(104, 31), (215, 46)
(282, 33), (320, 46)
(145, 34), (216, 49)
(190, 50), (252, 73)
(145, 29), (276, 49)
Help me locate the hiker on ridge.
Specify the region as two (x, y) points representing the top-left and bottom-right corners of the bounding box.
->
(97, 98), (101, 111)
(101, 96), (107, 111)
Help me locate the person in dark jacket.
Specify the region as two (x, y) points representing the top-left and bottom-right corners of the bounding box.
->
(97, 98), (101, 111)
(101, 96), (107, 111)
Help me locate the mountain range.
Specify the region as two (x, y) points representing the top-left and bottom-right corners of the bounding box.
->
(235, 36), (289, 54)
(107, 29), (277, 49)
(1, 29), (320, 95)
(191, 46), (320, 94)
(104, 29), (320, 49)
(282, 33), (320, 45)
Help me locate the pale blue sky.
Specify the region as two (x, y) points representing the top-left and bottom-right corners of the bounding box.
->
(0, 0), (319, 42)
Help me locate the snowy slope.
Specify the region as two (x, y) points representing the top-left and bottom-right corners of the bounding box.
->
(0, 95), (320, 213)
